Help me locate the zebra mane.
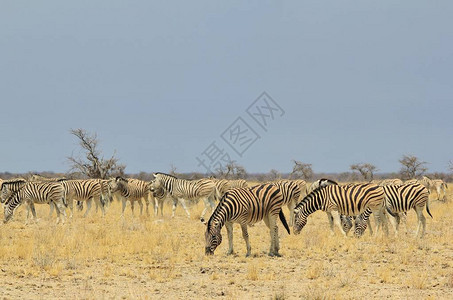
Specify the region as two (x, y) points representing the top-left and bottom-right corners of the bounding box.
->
(154, 172), (177, 179)
(319, 178), (338, 185)
(206, 192), (228, 230)
(2, 178), (27, 184)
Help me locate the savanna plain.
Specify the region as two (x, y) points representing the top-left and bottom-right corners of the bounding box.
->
(0, 184), (452, 299)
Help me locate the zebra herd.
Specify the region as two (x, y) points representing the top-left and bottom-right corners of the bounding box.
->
(0, 174), (448, 257)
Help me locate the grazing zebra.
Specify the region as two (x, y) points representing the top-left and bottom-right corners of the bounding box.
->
(57, 179), (105, 217)
(273, 180), (302, 226)
(150, 173), (219, 220)
(1, 178), (27, 205)
(379, 178), (404, 186)
(3, 181), (67, 224)
(382, 183), (432, 237)
(293, 183), (387, 237)
(108, 177), (152, 217)
(305, 179), (352, 234)
(28, 174), (67, 182)
(405, 179), (419, 185)
(203, 183), (289, 257)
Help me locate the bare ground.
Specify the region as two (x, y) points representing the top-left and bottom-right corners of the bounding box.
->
(1, 189), (452, 299)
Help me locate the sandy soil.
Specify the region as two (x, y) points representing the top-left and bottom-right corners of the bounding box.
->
(0, 189), (452, 299)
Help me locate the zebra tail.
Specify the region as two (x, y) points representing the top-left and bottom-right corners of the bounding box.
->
(426, 199), (433, 218)
(385, 206), (398, 218)
(279, 210), (290, 235)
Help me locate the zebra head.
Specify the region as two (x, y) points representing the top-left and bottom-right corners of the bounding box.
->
(293, 207), (308, 235)
(203, 219), (222, 255)
(108, 176), (127, 193)
(340, 215), (353, 235)
(353, 217), (367, 237)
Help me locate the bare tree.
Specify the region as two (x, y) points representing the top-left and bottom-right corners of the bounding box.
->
(449, 160), (453, 173)
(267, 169), (281, 181)
(350, 163), (378, 181)
(399, 154), (427, 180)
(290, 160), (313, 180)
(68, 128), (125, 179)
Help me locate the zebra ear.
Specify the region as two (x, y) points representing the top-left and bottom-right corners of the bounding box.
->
(152, 173), (157, 179)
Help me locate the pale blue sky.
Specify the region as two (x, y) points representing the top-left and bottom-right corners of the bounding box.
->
(1, 1), (452, 174)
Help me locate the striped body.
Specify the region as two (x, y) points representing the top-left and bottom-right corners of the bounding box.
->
(382, 183), (431, 237)
(213, 179), (248, 196)
(109, 177), (151, 217)
(59, 179), (105, 217)
(293, 183), (386, 237)
(150, 173), (218, 219)
(1, 179), (27, 205)
(204, 183), (289, 257)
(273, 180), (302, 226)
(3, 181), (66, 223)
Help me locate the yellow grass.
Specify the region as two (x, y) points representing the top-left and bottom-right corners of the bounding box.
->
(0, 184), (452, 299)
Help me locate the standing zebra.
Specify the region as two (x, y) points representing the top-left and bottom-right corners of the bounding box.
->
(3, 181), (67, 224)
(382, 183), (431, 237)
(108, 177), (152, 217)
(150, 173), (219, 220)
(429, 179), (448, 201)
(57, 179), (105, 217)
(203, 183), (289, 257)
(273, 180), (302, 226)
(293, 183), (387, 237)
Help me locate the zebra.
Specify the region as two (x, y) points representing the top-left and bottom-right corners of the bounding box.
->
(150, 173), (219, 220)
(273, 180), (302, 226)
(379, 178), (404, 186)
(304, 178), (354, 234)
(108, 177), (152, 217)
(76, 179), (113, 213)
(382, 183), (432, 237)
(428, 178), (448, 201)
(3, 181), (67, 224)
(203, 183), (289, 257)
(293, 183), (387, 237)
(0, 178), (43, 221)
(57, 179), (105, 217)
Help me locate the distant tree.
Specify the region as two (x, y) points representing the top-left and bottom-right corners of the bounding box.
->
(290, 160), (313, 180)
(169, 164), (179, 176)
(267, 169), (281, 181)
(350, 163), (378, 181)
(398, 154), (427, 180)
(449, 160), (453, 173)
(216, 161), (247, 179)
(68, 128), (125, 179)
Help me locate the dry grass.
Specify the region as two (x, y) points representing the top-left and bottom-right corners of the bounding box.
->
(0, 185), (452, 299)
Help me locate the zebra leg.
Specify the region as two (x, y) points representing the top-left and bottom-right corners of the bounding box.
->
(53, 200), (67, 224)
(178, 198), (191, 219)
(330, 211), (347, 237)
(131, 200), (136, 216)
(139, 199), (144, 216)
(83, 199), (93, 217)
(28, 201), (39, 223)
(121, 198), (127, 218)
(153, 197), (158, 216)
(48, 201), (55, 218)
(288, 200), (296, 227)
(144, 195), (150, 216)
(98, 197), (106, 217)
(171, 197), (178, 218)
(159, 199), (164, 216)
(241, 224), (251, 257)
(200, 197), (211, 220)
(386, 212), (400, 236)
(368, 218), (374, 236)
(264, 215), (280, 257)
(225, 222), (234, 255)
(414, 206), (426, 238)
(326, 211), (335, 236)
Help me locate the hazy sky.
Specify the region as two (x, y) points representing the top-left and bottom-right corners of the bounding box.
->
(1, 1), (452, 175)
